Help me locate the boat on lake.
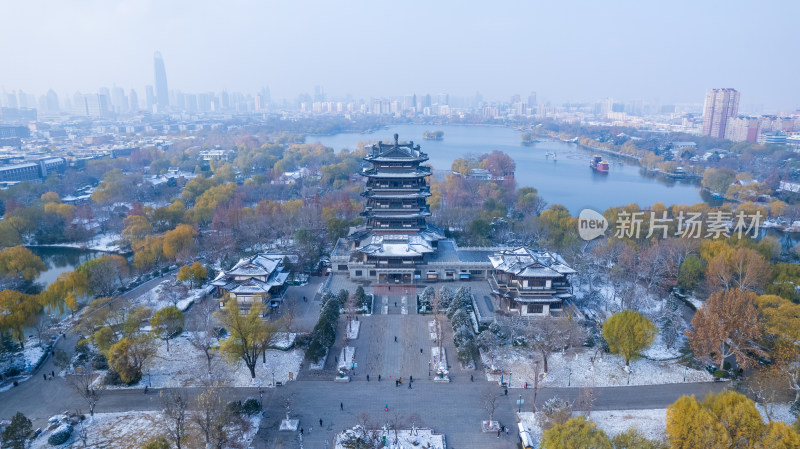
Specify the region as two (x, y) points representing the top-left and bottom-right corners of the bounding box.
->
(590, 155), (609, 173)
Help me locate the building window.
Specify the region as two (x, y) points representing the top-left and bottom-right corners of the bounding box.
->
(550, 302), (562, 310)
(369, 271), (376, 277)
(338, 265), (348, 271)
(355, 270), (362, 277)
(527, 304), (544, 314)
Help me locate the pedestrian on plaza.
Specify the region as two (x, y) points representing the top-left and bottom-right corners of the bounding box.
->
(497, 428), (501, 438)
(300, 428), (303, 435)
(395, 379), (398, 387)
(504, 388), (508, 396)
(340, 402), (343, 411)
(394, 301), (397, 307)
(144, 386), (148, 394)
(51, 371), (54, 377)
(43, 374), (46, 381)
(524, 382), (528, 389)
(378, 375), (381, 381)
(470, 375), (473, 382)
(335, 356), (338, 363)
(506, 426), (509, 436)
(410, 375), (412, 382)
(420, 348), (423, 354)
(367, 374), (370, 382)
(320, 419), (323, 427)
(408, 382), (411, 389)
(385, 404), (388, 411)
(394, 336), (397, 342)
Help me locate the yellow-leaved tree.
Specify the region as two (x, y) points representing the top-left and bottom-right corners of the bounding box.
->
(601, 310), (656, 367)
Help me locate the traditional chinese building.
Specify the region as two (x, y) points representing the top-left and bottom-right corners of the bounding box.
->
(211, 254), (291, 312)
(336, 134), (445, 283)
(488, 247), (576, 316)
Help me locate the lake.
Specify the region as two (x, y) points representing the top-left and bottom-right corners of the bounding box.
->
(28, 246), (105, 288)
(308, 124), (704, 214)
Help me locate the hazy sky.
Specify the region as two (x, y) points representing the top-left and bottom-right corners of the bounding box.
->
(1, 0), (798, 111)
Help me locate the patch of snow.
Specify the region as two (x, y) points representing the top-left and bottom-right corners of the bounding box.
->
(756, 402), (794, 426)
(346, 320), (360, 340)
(106, 333), (302, 388)
(335, 427), (445, 449)
(32, 233), (122, 253)
(338, 346), (356, 371)
(590, 409), (667, 441)
(271, 332), (296, 350)
(483, 346), (713, 388)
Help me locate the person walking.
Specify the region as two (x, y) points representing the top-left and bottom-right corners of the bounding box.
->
(384, 403), (389, 411)
(43, 374), (46, 381)
(340, 402), (344, 411)
(378, 374), (381, 381)
(497, 428), (501, 438)
(300, 428), (303, 436)
(470, 374), (474, 382)
(320, 419), (323, 427)
(367, 374), (370, 381)
(408, 381), (412, 389)
(409, 375), (413, 382)
(394, 336), (397, 342)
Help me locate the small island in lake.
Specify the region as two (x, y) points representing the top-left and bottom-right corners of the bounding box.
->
(423, 130), (444, 141)
(521, 132), (537, 145)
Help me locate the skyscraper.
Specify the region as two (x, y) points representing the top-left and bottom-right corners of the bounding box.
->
(702, 88), (740, 139)
(153, 51), (169, 112)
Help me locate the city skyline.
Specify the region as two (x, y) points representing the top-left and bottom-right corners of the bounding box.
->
(1, 0), (799, 111)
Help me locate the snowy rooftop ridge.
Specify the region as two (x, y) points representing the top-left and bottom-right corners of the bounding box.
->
(489, 247), (576, 277)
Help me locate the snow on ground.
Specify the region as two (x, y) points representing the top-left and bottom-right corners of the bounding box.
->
(590, 409), (667, 441)
(110, 333), (302, 388)
(346, 320), (360, 340)
(483, 346), (713, 388)
(271, 332), (296, 350)
(335, 427), (445, 449)
(31, 410), (261, 449)
(0, 337), (47, 380)
(134, 280), (205, 312)
(310, 350), (328, 370)
(518, 409), (668, 445)
(641, 332), (685, 361)
(32, 233), (122, 253)
(756, 402), (795, 426)
(338, 346), (356, 371)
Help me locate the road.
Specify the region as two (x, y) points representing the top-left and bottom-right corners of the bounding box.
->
(0, 373), (726, 448)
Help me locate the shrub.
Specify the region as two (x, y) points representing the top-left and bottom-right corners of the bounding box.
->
(142, 437), (171, 449)
(104, 369), (140, 386)
(713, 369), (728, 378)
(227, 401), (243, 415)
(47, 425), (72, 445)
(242, 398), (261, 415)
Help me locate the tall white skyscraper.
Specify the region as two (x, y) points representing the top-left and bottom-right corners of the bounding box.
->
(153, 51), (169, 112)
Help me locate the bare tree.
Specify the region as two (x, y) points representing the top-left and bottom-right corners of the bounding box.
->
(189, 298), (221, 374)
(68, 362), (104, 417)
(575, 386), (596, 417)
(192, 383), (230, 449)
(388, 412), (405, 445)
(163, 281), (190, 307)
(74, 410), (90, 448)
(526, 316), (586, 373)
(161, 390), (189, 449)
(747, 367), (785, 423)
(481, 387), (501, 425)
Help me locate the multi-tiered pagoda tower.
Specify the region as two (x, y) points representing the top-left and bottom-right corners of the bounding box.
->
(341, 134), (444, 283)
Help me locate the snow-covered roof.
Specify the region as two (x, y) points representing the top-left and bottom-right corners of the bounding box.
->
(489, 247), (576, 278)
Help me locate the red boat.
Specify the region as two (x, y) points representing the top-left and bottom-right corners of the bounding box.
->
(590, 155), (609, 173)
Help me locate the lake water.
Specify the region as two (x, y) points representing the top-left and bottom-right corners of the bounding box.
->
(28, 246), (105, 288)
(308, 124), (704, 214)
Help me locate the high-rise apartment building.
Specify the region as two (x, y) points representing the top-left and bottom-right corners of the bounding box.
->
(153, 51), (169, 112)
(702, 88), (739, 139)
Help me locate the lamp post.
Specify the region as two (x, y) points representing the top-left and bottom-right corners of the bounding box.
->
(683, 367), (687, 382)
(272, 371), (275, 387)
(148, 371), (151, 387)
(517, 394), (523, 413)
(568, 369), (572, 387)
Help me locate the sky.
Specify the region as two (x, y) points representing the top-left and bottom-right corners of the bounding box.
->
(1, 0), (798, 111)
